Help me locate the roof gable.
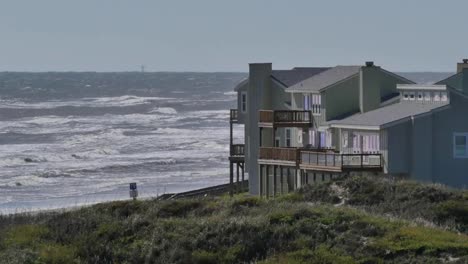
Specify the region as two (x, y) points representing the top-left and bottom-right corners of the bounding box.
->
(286, 66), (361, 92)
(271, 67), (330, 87)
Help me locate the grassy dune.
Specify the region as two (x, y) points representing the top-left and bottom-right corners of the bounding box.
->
(0, 176), (467, 264)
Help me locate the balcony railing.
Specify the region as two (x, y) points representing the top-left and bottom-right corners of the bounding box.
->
(258, 110), (312, 127)
(259, 147), (300, 163)
(300, 151), (382, 171)
(230, 109), (238, 122)
(230, 144), (245, 156)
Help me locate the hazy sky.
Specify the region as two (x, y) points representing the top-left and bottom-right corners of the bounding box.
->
(1, 0), (467, 72)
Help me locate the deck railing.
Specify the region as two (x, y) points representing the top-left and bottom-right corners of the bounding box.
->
(230, 109), (238, 122)
(259, 147), (300, 163)
(300, 151), (382, 170)
(259, 110), (312, 125)
(230, 144), (245, 156)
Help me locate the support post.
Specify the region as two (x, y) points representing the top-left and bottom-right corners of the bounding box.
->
(259, 165), (263, 197)
(241, 163), (245, 190)
(236, 163), (240, 193)
(273, 127), (276, 147)
(273, 165), (277, 197)
(266, 165), (270, 198)
(280, 166), (284, 195)
(229, 162), (234, 197)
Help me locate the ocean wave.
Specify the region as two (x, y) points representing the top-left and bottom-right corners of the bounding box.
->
(0, 95), (175, 109)
(0, 156), (48, 167)
(35, 170), (73, 179)
(148, 107), (178, 115)
(223, 91), (237, 96)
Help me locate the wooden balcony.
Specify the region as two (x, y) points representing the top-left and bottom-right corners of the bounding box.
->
(258, 110), (312, 128)
(230, 109), (238, 123)
(300, 151), (383, 172)
(229, 144), (245, 162)
(258, 147), (300, 166)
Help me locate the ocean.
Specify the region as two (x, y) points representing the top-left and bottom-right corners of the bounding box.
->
(0, 71), (451, 214)
(0, 72), (246, 214)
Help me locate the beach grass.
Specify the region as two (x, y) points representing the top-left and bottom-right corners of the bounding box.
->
(0, 175), (467, 263)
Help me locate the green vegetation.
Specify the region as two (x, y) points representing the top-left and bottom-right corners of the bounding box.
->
(1, 176), (467, 263)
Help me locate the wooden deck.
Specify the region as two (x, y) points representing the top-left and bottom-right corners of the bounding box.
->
(229, 144), (245, 162)
(230, 109), (239, 123)
(258, 147), (383, 172)
(258, 147), (300, 166)
(258, 110), (313, 127)
(300, 151), (383, 172)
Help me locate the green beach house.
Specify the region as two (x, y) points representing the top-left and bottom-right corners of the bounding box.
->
(229, 60), (468, 196)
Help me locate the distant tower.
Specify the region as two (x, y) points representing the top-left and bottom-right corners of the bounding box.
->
(141, 65), (145, 73)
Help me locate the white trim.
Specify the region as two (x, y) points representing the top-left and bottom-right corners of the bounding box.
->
(397, 84), (447, 91)
(453, 133), (468, 159)
(329, 124), (380, 130)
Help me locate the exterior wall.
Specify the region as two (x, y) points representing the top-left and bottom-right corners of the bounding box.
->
(411, 114), (433, 182)
(360, 66), (412, 113)
(464, 69), (468, 93)
(291, 93), (303, 109)
(324, 75), (360, 123)
(431, 92), (468, 188)
(360, 66), (381, 113)
(272, 81), (289, 111)
(377, 70), (412, 100)
(246, 63), (272, 195)
(386, 121), (411, 175)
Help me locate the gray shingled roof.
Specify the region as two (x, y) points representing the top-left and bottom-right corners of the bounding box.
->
(271, 67), (330, 87)
(328, 101), (449, 128)
(287, 66), (362, 92)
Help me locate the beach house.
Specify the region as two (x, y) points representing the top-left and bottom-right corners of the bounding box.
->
(229, 60), (468, 197)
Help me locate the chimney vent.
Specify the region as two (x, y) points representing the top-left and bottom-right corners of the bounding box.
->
(463, 59), (468, 64)
(365, 61), (374, 67)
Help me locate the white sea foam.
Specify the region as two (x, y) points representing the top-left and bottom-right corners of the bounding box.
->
(0, 90), (243, 212)
(148, 107), (178, 115)
(0, 95), (175, 109)
(223, 91), (237, 96)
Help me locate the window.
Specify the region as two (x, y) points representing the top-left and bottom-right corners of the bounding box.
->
(363, 134), (380, 153)
(286, 129), (291, 147)
(454, 133), (468, 158)
(417, 92), (423, 101)
(403, 92), (409, 100)
(311, 94), (321, 115)
(424, 91), (431, 101)
(309, 130), (317, 147)
(304, 94), (311, 110)
(275, 137), (280, 147)
(342, 131), (349, 148)
(241, 92), (247, 113)
(441, 92), (448, 101)
(409, 92), (415, 100)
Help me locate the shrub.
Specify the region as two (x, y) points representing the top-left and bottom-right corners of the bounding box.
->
(375, 226), (468, 255)
(192, 250), (218, 264)
(435, 200), (468, 231)
(231, 196), (263, 209)
(38, 243), (76, 264)
(4, 225), (48, 248)
(157, 200), (202, 217)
